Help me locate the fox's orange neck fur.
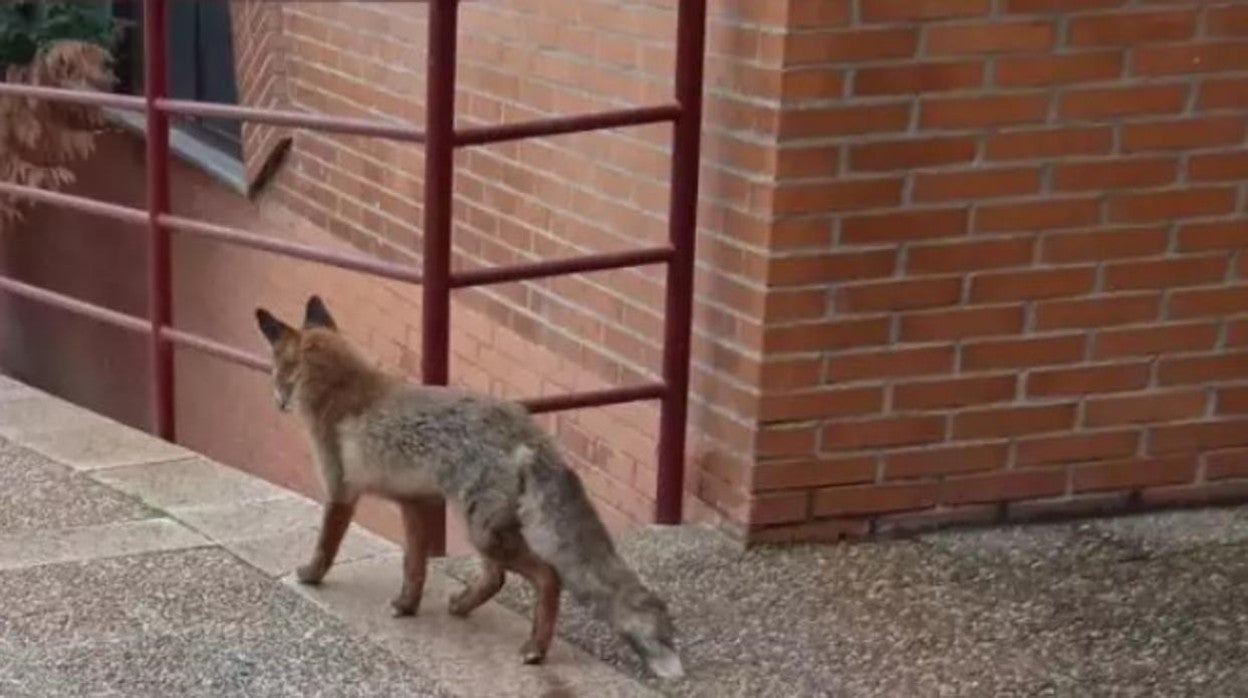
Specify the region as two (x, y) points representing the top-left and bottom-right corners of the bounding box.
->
(296, 329), (390, 427)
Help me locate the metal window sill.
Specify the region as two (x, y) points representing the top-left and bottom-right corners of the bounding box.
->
(103, 107), (248, 196)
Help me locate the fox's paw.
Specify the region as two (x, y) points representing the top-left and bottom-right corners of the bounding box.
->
(296, 561), (326, 585)
(390, 593), (421, 617)
(447, 590), (474, 618)
(519, 640), (546, 665)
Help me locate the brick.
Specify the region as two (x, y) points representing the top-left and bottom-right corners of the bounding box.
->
(1168, 287), (1248, 320)
(763, 317), (891, 353)
(1052, 157), (1178, 192)
(784, 28), (918, 64)
(749, 492), (810, 525)
(1158, 352), (1248, 386)
(757, 425), (818, 458)
(780, 68), (845, 100)
(1108, 187), (1237, 223)
(1072, 457), (1196, 493)
(779, 103), (912, 138)
(1206, 449), (1248, 480)
(860, 0), (990, 23)
(885, 442), (1009, 479)
(824, 345), (955, 383)
(1104, 255), (1228, 291)
(1068, 10), (1197, 46)
(899, 305), (1024, 341)
(921, 94), (1049, 129)
(1041, 226), (1168, 264)
(837, 277), (961, 313)
(1200, 77), (1248, 109)
(873, 505), (1000, 537)
(1027, 362), (1150, 397)
(813, 483), (938, 518)
(962, 334), (1086, 370)
(1093, 322), (1218, 359)
(840, 208), (969, 245)
(1085, 390), (1207, 427)
(1136, 42), (1248, 77)
(1139, 480), (1248, 508)
(767, 249), (896, 286)
(1005, 0), (1125, 12)
(1007, 492), (1134, 523)
(848, 137), (977, 173)
(759, 387), (883, 422)
(1016, 431), (1140, 466)
(1188, 152), (1248, 182)
(853, 62), (983, 96)
(821, 416), (946, 451)
(787, 0), (852, 27)
(1121, 117), (1246, 152)
(892, 374), (1016, 410)
(1208, 5), (1248, 36)
(985, 126), (1112, 161)
(1217, 387), (1248, 415)
(913, 167), (1041, 202)
(975, 197), (1102, 233)
(1034, 294), (1160, 330)
(1059, 85), (1187, 120)
(995, 51), (1123, 87)
(1177, 220), (1248, 252)
(953, 404), (1077, 439)
(906, 238), (1034, 274)
(970, 266), (1095, 302)
(942, 470), (1067, 506)
(752, 457), (876, 492)
(772, 178), (903, 215)
(1229, 319), (1248, 347)
(926, 20), (1054, 55)
(749, 519), (871, 544)
(760, 358), (824, 391)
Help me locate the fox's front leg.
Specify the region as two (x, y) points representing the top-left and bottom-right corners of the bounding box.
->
(390, 498), (434, 617)
(297, 498), (358, 585)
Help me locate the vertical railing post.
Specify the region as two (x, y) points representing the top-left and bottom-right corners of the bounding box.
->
(420, 0), (460, 554)
(656, 0), (707, 525)
(143, 0), (174, 441)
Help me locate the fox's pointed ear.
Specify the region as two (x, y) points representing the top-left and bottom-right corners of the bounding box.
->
(255, 308), (292, 346)
(304, 295), (337, 331)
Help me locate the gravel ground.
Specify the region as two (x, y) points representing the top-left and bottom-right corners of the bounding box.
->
(437, 509), (1248, 697)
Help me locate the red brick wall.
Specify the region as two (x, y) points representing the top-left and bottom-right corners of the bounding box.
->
(752, 1), (1248, 541)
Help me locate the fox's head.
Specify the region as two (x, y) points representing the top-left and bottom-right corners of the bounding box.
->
(254, 295), (338, 411)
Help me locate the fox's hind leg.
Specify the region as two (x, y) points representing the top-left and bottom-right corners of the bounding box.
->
(448, 557), (504, 617)
(297, 497), (358, 585)
(509, 552), (562, 665)
(391, 498), (435, 617)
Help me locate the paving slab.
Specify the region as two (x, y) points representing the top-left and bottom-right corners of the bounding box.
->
(0, 518), (208, 572)
(17, 421), (194, 471)
(0, 440), (154, 535)
(92, 456), (292, 512)
(290, 553), (658, 698)
(0, 395), (114, 438)
(0, 548), (448, 697)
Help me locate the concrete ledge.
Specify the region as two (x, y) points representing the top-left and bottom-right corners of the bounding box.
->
(0, 518), (209, 571)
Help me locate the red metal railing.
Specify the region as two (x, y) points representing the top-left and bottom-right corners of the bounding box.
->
(0, 0), (705, 547)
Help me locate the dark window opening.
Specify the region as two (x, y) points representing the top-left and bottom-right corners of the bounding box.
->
(112, 0), (242, 160)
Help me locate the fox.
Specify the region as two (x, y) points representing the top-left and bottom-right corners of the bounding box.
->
(254, 295), (685, 679)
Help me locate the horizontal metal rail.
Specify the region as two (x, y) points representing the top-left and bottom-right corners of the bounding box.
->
(159, 214), (424, 284)
(0, 82), (146, 110)
(160, 327), (270, 373)
(520, 382), (667, 413)
(455, 104), (681, 146)
(0, 182), (422, 283)
(0, 272), (664, 413)
(157, 99), (426, 143)
(451, 246), (673, 288)
(0, 275), (150, 334)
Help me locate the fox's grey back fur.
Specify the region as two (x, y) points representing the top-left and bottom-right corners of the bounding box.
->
(349, 385), (683, 678)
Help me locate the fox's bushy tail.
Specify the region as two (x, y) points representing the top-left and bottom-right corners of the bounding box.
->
(513, 441), (684, 679)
